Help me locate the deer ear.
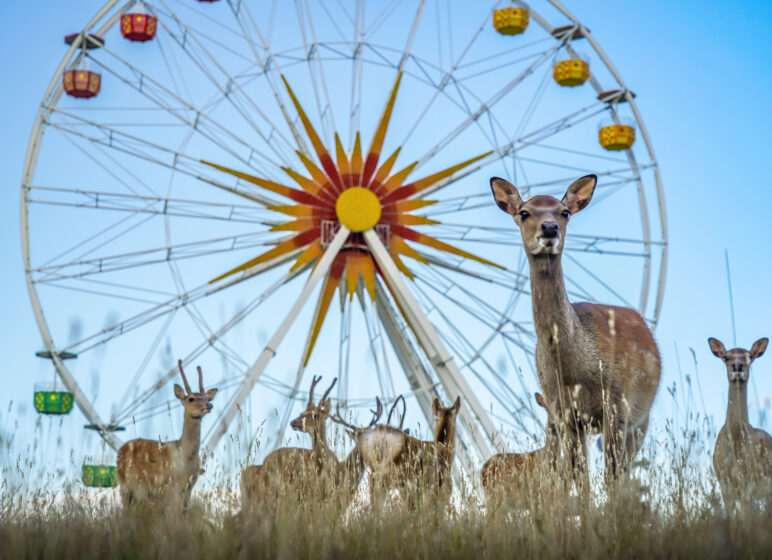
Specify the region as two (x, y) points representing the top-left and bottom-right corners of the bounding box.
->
(534, 392), (547, 410)
(320, 398), (332, 414)
(452, 396), (461, 414)
(708, 338), (726, 359)
(174, 384), (186, 401)
(490, 177), (522, 216)
(206, 388), (218, 400)
(432, 397), (441, 416)
(750, 338), (768, 360)
(561, 174), (597, 214)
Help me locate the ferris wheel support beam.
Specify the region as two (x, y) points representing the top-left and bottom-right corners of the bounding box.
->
(364, 229), (497, 460)
(372, 278), (476, 478)
(203, 225), (350, 456)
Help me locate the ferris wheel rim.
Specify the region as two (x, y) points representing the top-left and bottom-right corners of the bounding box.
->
(20, 0), (667, 455)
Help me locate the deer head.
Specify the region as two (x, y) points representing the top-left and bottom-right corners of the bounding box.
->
(173, 360), (217, 419)
(708, 337), (768, 383)
(432, 396), (461, 444)
(489, 175), (597, 257)
(290, 376), (337, 433)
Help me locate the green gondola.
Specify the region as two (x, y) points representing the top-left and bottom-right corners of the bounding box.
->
(82, 464), (118, 487)
(34, 390), (74, 415)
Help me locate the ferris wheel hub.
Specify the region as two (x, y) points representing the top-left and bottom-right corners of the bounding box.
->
(335, 187), (382, 232)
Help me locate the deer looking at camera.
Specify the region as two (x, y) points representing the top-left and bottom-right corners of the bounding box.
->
(708, 337), (772, 509)
(481, 393), (559, 510)
(490, 175), (661, 483)
(116, 360), (217, 510)
(240, 377), (373, 516)
(333, 397), (461, 510)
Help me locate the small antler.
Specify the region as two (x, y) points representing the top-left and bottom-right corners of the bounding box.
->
(178, 360), (192, 394)
(308, 375), (323, 406)
(387, 395), (407, 430)
(197, 366), (204, 393)
(330, 397), (383, 432)
(319, 377), (338, 406)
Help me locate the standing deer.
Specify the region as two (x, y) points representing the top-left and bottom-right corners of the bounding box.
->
(332, 397), (461, 510)
(240, 377), (373, 517)
(481, 393), (559, 510)
(708, 337), (772, 510)
(116, 360), (217, 511)
(490, 175), (661, 483)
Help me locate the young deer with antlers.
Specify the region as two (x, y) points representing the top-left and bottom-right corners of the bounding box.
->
(490, 175), (661, 483)
(116, 360), (217, 510)
(481, 393), (559, 510)
(708, 337), (772, 509)
(333, 397), (461, 510)
(240, 376), (372, 516)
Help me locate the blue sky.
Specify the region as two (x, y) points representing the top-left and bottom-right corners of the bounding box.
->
(1, 0), (771, 480)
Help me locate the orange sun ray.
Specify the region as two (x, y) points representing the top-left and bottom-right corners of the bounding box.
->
(265, 204), (316, 217)
(382, 199), (437, 213)
(391, 225), (505, 270)
(390, 236), (428, 264)
(281, 75), (344, 191)
(209, 228), (319, 283)
(334, 133), (350, 179)
(345, 251), (371, 300)
(376, 161), (418, 195)
(372, 147), (402, 188)
(291, 240), (323, 272)
(280, 166), (336, 203)
(201, 160), (326, 207)
(270, 218), (323, 232)
(349, 132), (363, 187)
(362, 72), (403, 186)
(382, 151), (493, 203)
(302, 254), (347, 365)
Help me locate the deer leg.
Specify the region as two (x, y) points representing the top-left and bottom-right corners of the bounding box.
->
(602, 412), (627, 483)
(622, 414), (649, 468)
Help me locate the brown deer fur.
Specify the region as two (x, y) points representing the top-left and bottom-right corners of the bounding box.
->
(240, 377), (368, 515)
(116, 360), (217, 510)
(490, 175), (661, 480)
(481, 393), (559, 509)
(346, 397), (460, 509)
(708, 337), (772, 509)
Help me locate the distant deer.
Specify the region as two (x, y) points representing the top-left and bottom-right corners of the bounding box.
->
(481, 393), (559, 510)
(240, 377), (374, 516)
(708, 337), (772, 509)
(333, 397), (461, 510)
(116, 360), (217, 511)
(490, 175), (661, 483)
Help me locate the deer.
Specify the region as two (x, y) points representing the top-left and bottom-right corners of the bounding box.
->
(332, 396), (461, 510)
(239, 376), (375, 517)
(116, 360), (217, 511)
(481, 393), (559, 510)
(490, 174), (661, 486)
(708, 337), (772, 510)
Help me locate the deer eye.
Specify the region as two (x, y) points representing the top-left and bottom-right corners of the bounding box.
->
(188, 397), (195, 402)
(561, 210), (570, 219)
(518, 210), (530, 220)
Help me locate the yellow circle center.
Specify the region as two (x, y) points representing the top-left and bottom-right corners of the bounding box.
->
(335, 187), (381, 232)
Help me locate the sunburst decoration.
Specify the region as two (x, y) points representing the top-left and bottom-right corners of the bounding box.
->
(203, 72), (502, 364)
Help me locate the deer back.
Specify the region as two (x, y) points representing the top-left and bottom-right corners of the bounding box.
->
(117, 438), (174, 487)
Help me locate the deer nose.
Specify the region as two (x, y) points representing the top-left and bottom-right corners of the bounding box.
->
(541, 222), (559, 238)
(731, 362), (745, 373)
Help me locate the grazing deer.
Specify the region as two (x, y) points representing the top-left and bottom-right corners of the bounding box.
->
(240, 377), (372, 516)
(708, 337), (772, 509)
(481, 393), (559, 510)
(332, 397), (461, 510)
(490, 175), (661, 483)
(116, 360), (217, 511)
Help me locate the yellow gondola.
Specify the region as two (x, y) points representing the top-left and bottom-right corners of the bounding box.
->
(598, 123), (636, 151)
(492, 7), (529, 36)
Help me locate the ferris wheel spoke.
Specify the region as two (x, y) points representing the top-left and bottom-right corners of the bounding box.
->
(156, 4), (299, 163)
(31, 230), (277, 284)
(26, 185), (273, 224)
(224, 1), (315, 157)
(59, 247), (303, 357)
(86, 42), (276, 169)
(116, 259), (310, 423)
(414, 45), (559, 170)
(362, 0), (402, 39)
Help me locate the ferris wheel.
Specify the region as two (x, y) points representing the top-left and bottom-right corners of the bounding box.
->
(21, 0), (666, 474)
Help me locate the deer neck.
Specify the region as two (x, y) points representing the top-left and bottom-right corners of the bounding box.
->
(725, 381), (750, 441)
(310, 422), (330, 457)
(528, 254), (584, 353)
(179, 414), (202, 457)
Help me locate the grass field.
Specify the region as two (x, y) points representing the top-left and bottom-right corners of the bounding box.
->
(2, 419), (771, 560)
